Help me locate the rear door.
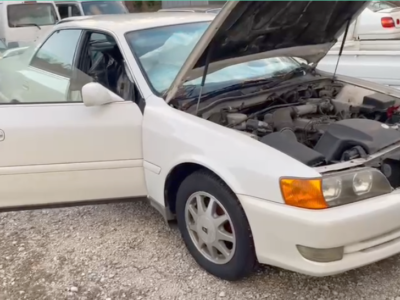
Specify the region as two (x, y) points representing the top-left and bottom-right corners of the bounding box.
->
(0, 28), (146, 209)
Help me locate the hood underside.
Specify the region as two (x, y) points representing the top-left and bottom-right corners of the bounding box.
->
(165, 1), (368, 103)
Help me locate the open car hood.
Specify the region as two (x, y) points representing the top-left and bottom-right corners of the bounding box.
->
(165, 0), (368, 103)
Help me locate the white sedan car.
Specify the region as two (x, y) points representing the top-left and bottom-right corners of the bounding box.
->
(357, 1), (400, 39)
(2, 1), (400, 281)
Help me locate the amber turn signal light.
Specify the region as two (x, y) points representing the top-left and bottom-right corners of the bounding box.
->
(280, 178), (328, 209)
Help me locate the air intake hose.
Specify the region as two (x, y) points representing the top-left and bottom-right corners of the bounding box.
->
(272, 107), (296, 132)
(272, 104), (318, 132)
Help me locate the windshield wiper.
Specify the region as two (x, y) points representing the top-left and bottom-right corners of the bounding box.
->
(180, 65), (310, 111)
(186, 78), (275, 98)
(14, 23), (41, 30)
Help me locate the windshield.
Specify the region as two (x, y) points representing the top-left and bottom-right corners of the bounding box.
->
(126, 22), (302, 95)
(81, 1), (128, 15)
(7, 3), (58, 27)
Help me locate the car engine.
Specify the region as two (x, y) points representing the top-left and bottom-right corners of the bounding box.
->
(195, 80), (400, 167)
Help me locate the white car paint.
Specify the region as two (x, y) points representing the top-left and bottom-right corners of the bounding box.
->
(239, 190), (400, 276)
(0, 102), (146, 206)
(1, 8), (400, 279)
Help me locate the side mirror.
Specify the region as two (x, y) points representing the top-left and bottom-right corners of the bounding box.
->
(82, 82), (122, 107)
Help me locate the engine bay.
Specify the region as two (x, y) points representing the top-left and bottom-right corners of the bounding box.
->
(188, 79), (400, 169)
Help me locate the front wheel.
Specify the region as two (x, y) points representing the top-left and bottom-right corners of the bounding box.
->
(176, 170), (257, 281)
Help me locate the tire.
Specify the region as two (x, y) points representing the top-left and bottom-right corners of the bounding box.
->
(176, 169), (257, 281)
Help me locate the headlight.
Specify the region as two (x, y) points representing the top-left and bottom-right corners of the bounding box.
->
(352, 171), (372, 195)
(280, 168), (392, 209)
(322, 177), (342, 201)
(322, 168), (392, 207)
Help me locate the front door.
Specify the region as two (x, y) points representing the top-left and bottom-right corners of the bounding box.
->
(0, 29), (147, 209)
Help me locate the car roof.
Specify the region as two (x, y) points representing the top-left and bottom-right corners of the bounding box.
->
(56, 13), (214, 34)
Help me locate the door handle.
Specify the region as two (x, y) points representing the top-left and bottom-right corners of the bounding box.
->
(0, 129), (5, 141)
(22, 84), (29, 91)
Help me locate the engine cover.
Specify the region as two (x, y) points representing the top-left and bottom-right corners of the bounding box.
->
(261, 131), (325, 167)
(314, 119), (400, 162)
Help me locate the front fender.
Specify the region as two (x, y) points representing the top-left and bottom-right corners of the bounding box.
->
(163, 154), (245, 195)
(142, 97), (321, 208)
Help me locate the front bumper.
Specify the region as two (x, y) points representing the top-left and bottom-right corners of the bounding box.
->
(238, 190), (400, 276)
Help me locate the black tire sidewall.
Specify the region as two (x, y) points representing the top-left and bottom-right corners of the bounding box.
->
(176, 170), (256, 281)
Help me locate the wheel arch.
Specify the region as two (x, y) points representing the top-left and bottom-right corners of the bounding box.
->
(163, 161), (241, 217)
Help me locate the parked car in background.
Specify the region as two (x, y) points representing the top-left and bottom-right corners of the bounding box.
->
(317, 1), (400, 89)
(0, 1), (60, 48)
(158, 6), (221, 14)
(317, 40), (400, 89)
(56, 1), (128, 19)
(4, 1), (400, 283)
(356, 1), (400, 40)
(0, 45), (28, 60)
(0, 34), (28, 60)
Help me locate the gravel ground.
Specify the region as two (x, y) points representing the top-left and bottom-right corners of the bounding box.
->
(1, 200), (400, 300)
